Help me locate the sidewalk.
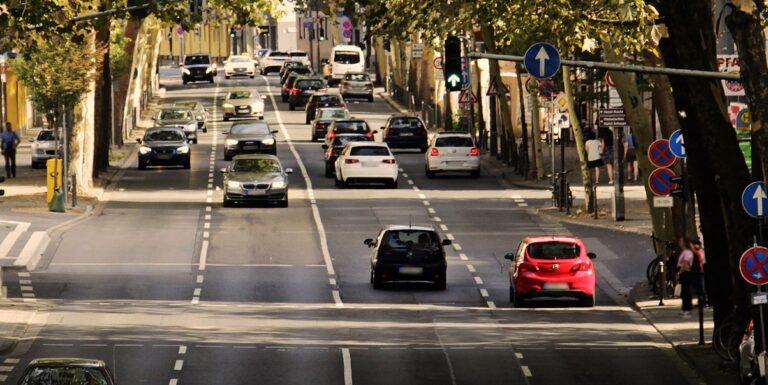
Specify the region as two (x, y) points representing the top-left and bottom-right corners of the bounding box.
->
(379, 90), (734, 384)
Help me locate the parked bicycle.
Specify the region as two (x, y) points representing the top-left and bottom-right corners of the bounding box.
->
(551, 170), (574, 212)
(712, 312), (748, 364)
(647, 234), (677, 296)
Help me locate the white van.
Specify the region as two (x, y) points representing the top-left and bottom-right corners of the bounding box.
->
(329, 45), (365, 85)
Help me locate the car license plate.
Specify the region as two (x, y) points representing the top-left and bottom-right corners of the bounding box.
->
(246, 189), (264, 196)
(243, 146), (259, 151)
(400, 132), (414, 136)
(542, 283), (569, 290)
(362, 162), (379, 167)
(156, 154), (171, 160)
(399, 267), (423, 275)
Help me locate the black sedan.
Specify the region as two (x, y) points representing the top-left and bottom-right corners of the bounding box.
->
(224, 120), (279, 160)
(288, 76), (327, 111)
(221, 154), (293, 207)
(18, 358), (116, 385)
(137, 127), (191, 170)
(382, 115), (429, 152)
(322, 133), (372, 177)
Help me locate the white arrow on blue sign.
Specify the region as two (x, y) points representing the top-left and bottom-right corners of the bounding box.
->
(743, 181), (768, 218)
(669, 130), (687, 158)
(524, 43), (561, 79)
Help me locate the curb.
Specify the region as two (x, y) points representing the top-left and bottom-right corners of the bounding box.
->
(377, 92), (414, 115)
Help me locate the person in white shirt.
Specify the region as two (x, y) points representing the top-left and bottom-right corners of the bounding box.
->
(585, 131), (603, 183)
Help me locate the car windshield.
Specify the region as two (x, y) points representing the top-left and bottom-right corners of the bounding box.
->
(229, 56), (250, 63)
(334, 121), (369, 133)
(350, 146), (389, 156)
(334, 51), (361, 64)
(145, 130), (184, 142)
(270, 51), (289, 58)
(228, 91), (253, 100)
(297, 79), (324, 89)
(184, 55), (210, 65)
(435, 136), (474, 147)
(231, 124), (270, 135)
(332, 136), (370, 147)
(345, 73), (369, 81)
(21, 366), (110, 385)
(159, 110), (190, 120)
(526, 242), (581, 260)
(231, 159), (281, 173)
(390, 118), (424, 130)
(318, 109), (349, 119)
(174, 102), (196, 109)
(37, 131), (56, 141)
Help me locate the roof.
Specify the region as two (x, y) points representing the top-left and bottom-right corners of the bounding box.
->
(147, 126), (184, 132)
(523, 235), (582, 244)
(232, 154), (279, 161)
(434, 132), (472, 137)
(345, 141), (389, 148)
(28, 358), (106, 367)
(384, 224), (437, 232)
(159, 104), (191, 110)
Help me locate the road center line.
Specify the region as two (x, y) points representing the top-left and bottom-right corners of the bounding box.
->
(199, 240), (209, 271)
(342, 347), (353, 385)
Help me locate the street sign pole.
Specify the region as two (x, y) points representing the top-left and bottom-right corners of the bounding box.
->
(613, 126), (625, 221)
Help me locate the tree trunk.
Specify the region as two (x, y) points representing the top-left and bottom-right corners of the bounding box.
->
(516, 63), (529, 178)
(562, 65), (593, 212)
(660, 0), (755, 330)
(112, 19), (140, 147)
(373, 37), (387, 88)
(93, 0), (112, 177)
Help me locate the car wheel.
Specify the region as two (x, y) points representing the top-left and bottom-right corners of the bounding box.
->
(203, 128), (208, 133)
(324, 163), (333, 178)
(138, 161), (147, 170)
(335, 173), (345, 188)
(250, 75), (255, 79)
(470, 169), (480, 178)
(224, 154), (232, 161)
(512, 290), (525, 307)
(306, 118), (311, 125)
(289, 103), (295, 111)
(282, 95), (288, 102)
(223, 197), (232, 207)
(225, 75), (230, 80)
(223, 116), (229, 122)
(259, 116), (264, 120)
(30, 162), (37, 169)
(193, 138), (198, 144)
(420, 146), (428, 153)
(426, 168), (436, 178)
(582, 293), (596, 307)
(209, 77), (214, 84)
(435, 278), (446, 291)
(389, 179), (398, 189)
(509, 286), (515, 303)
(182, 79), (188, 85)
(183, 159), (191, 169)
(372, 272), (382, 290)
(368, 95), (374, 103)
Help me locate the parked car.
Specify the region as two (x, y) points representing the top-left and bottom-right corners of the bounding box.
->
(324, 119), (376, 148)
(223, 120), (279, 160)
(154, 105), (198, 143)
(280, 66), (313, 85)
(339, 72), (374, 102)
(305, 93), (346, 124)
(181, 53), (215, 84)
(279, 61), (306, 78)
(260, 50), (291, 75)
(311, 107), (350, 142)
(382, 115), (429, 152)
(30, 130), (59, 169)
(288, 76), (327, 111)
(221, 154), (292, 207)
(137, 127), (191, 170)
(365, 225), (451, 290)
(322, 133), (371, 177)
(425, 132), (480, 178)
(328, 45), (365, 85)
(174, 101), (209, 133)
(18, 358), (116, 385)
(289, 50), (312, 67)
(504, 236), (597, 307)
(334, 142), (398, 188)
(223, 55), (256, 79)
(222, 89), (267, 121)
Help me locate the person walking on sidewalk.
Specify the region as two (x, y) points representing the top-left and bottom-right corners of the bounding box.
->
(625, 129), (639, 182)
(585, 131), (604, 183)
(1, 122), (20, 179)
(677, 237), (706, 317)
(598, 125), (614, 184)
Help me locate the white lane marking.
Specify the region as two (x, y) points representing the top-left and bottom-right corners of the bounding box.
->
(22, 298), (36, 303)
(20, 286), (33, 292)
(204, 215), (211, 221)
(203, 222), (210, 229)
(474, 276), (484, 285)
(521, 366), (532, 377)
(466, 264), (476, 273)
(439, 224), (448, 231)
(42, 343), (73, 346)
(0, 375), (7, 381)
(191, 297), (199, 305)
(203, 231), (210, 239)
(342, 347), (353, 385)
(14, 231), (49, 268)
(18, 272), (29, 277)
(193, 288), (202, 296)
(402, 173), (409, 178)
(208, 178), (213, 183)
(0, 366), (13, 372)
(174, 360), (183, 371)
(453, 243), (462, 251)
(264, 76), (338, 285)
(413, 186), (420, 191)
(114, 344), (143, 347)
(459, 253), (468, 261)
(479, 288), (489, 297)
(199, 240), (209, 271)
(332, 290), (343, 308)
(486, 301), (497, 309)
(423, 201), (431, 207)
(418, 193), (426, 199)
(432, 217), (442, 222)
(19, 279), (31, 285)
(515, 352), (524, 359)
(208, 173), (213, 178)
(329, 278), (337, 286)
(206, 197), (212, 203)
(81, 344), (108, 347)
(169, 379), (178, 385)
(518, 203), (529, 207)
(207, 183), (213, 189)
(445, 233), (455, 240)
(514, 199), (525, 203)
(407, 180), (414, 185)
(179, 345), (187, 354)
(427, 208), (436, 214)
(206, 206), (212, 212)
(511, 195), (522, 199)
(206, 190), (213, 196)
(398, 168), (404, 172)
(21, 293), (34, 298)
(3, 359), (19, 364)
(197, 275), (204, 284)
(0, 220), (30, 257)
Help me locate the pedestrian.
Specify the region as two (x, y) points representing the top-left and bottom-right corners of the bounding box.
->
(1, 122), (20, 179)
(625, 129), (639, 182)
(598, 125), (614, 184)
(585, 131), (604, 183)
(677, 237), (706, 317)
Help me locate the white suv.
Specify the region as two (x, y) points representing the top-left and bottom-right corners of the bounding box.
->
(260, 51), (290, 75)
(288, 51), (311, 67)
(425, 133), (480, 178)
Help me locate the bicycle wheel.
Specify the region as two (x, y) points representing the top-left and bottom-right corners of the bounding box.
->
(647, 257), (662, 285)
(713, 321), (740, 362)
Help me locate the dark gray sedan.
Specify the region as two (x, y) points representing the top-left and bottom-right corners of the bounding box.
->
(154, 105), (198, 143)
(18, 358), (116, 385)
(137, 127), (191, 170)
(224, 120), (278, 160)
(221, 154), (293, 207)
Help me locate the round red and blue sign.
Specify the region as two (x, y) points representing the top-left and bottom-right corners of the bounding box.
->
(740, 246), (768, 286)
(648, 139), (675, 168)
(648, 168), (677, 197)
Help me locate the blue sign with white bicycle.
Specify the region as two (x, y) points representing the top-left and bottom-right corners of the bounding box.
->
(524, 43), (561, 79)
(743, 181), (768, 218)
(669, 130), (687, 159)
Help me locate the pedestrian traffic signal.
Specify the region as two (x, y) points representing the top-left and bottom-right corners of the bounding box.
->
(443, 36), (463, 92)
(319, 28), (326, 41)
(670, 175), (685, 199)
(230, 27), (236, 38)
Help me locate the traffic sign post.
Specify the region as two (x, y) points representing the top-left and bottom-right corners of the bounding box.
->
(648, 139), (676, 168)
(523, 42), (561, 79)
(743, 182), (768, 219)
(669, 130), (687, 158)
(648, 168), (678, 196)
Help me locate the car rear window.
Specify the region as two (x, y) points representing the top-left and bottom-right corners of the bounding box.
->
(350, 146), (389, 156)
(345, 73), (370, 81)
(526, 242), (581, 260)
(315, 95), (342, 104)
(377, 230), (442, 262)
(334, 51), (361, 64)
(290, 68), (312, 75)
(333, 121), (369, 133)
(297, 79), (325, 89)
(390, 118), (424, 129)
(231, 123), (270, 135)
(435, 137), (474, 147)
(159, 109), (191, 120)
(37, 131), (56, 141)
(290, 52), (308, 57)
(270, 51), (289, 57)
(333, 136), (371, 147)
(318, 109), (349, 120)
(184, 55), (210, 65)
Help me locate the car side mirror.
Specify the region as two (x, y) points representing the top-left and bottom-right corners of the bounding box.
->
(271, 130), (279, 134)
(372, 130), (379, 134)
(503, 253), (515, 260)
(285, 168), (293, 174)
(219, 168), (228, 173)
(364, 238), (375, 247)
(321, 144), (328, 150)
(380, 127), (385, 131)
(261, 95), (267, 100)
(222, 131), (229, 135)
(441, 239), (452, 246)
(136, 138), (142, 144)
(587, 252), (597, 260)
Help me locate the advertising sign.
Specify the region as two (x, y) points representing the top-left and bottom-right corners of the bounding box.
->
(718, 55), (745, 96)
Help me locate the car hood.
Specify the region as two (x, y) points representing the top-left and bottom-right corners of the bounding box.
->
(228, 133), (272, 141)
(157, 119), (195, 126)
(229, 172), (284, 183)
(34, 140), (58, 148)
(184, 64), (211, 69)
(227, 99), (262, 107)
(144, 140), (186, 148)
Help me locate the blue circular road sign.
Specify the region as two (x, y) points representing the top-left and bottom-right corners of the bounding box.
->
(524, 43), (561, 80)
(743, 181), (768, 218)
(669, 130), (687, 159)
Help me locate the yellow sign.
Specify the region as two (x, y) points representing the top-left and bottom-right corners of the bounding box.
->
(46, 159), (63, 203)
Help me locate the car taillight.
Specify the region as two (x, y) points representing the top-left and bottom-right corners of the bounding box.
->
(571, 261), (592, 272)
(345, 159), (359, 164)
(518, 263), (539, 272)
(291, 89), (300, 95)
(365, 83), (373, 89)
(366, 131), (374, 138)
(430, 148), (439, 156)
(339, 102), (346, 107)
(382, 159), (396, 164)
(328, 131), (336, 139)
(470, 148), (479, 156)
(342, 82), (350, 87)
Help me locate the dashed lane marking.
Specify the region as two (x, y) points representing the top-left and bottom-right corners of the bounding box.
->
(521, 366), (532, 377)
(439, 224), (448, 231)
(173, 360), (183, 371)
(466, 264), (476, 273)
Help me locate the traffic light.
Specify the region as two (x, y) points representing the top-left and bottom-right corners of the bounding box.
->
(230, 27), (236, 38)
(443, 36), (463, 91)
(318, 27), (326, 41)
(670, 175), (685, 199)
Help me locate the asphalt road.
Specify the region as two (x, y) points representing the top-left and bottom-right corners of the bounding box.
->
(0, 70), (697, 385)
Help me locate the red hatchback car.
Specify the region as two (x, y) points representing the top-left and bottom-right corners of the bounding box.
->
(504, 236), (597, 307)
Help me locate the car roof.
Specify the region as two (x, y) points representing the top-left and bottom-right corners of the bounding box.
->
(345, 141), (388, 148)
(232, 154), (279, 160)
(29, 358), (106, 367)
(523, 235), (582, 244)
(159, 104), (191, 110)
(383, 225), (436, 232)
(435, 132), (472, 138)
(147, 126), (184, 132)
(389, 115), (421, 119)
(333, 119), (367, 123)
